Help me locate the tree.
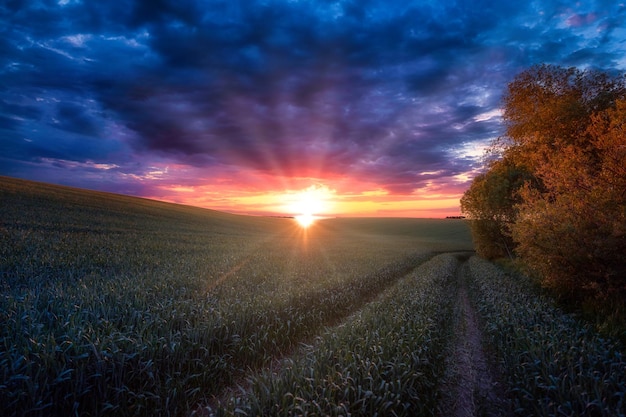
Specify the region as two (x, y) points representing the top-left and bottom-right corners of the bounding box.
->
(460, 157), (533, 259)
(510, 99), (626, 298)
(500, 64), (625, 170)
(464, 64), (626, 300)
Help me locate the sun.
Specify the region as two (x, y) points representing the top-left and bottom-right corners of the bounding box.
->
(294, 213), (316, 228)
(283, 185), (334, 227)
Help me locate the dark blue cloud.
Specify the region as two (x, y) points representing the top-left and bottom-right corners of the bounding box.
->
(1, 0), (625, 197)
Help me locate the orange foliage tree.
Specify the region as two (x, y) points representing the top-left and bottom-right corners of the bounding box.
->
(463, 65), (626, 299)
(511, 99), (626, 298)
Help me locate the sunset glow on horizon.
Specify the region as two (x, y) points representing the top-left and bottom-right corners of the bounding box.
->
(138, 172), (475, 218)
(2, 1), (624, 217)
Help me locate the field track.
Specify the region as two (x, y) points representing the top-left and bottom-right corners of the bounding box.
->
(211, 254), (626, 417)
(437, 258), (504, 417)
(208, 254), (510, 417)
(209, 253), (493, 417)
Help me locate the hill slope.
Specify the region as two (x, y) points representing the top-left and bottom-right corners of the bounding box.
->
(0, 175), (283, 235)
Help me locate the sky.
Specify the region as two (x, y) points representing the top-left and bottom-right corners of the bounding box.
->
(1, 0), (625, 218)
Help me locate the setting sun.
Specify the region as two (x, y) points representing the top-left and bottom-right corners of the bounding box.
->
(294, 213), (316, 228)
(282, 185), (335, 226)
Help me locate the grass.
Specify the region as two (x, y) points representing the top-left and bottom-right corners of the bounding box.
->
(217, 253), (460, 417)
(467, 256), (626, 416)
(0, 176), (472, 416)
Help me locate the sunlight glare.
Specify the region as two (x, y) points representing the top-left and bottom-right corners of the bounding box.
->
(283, 184), (334, 227)
(294, 213), (316, 228)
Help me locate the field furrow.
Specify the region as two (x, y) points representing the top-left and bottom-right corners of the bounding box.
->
(210, 253), (460, 417)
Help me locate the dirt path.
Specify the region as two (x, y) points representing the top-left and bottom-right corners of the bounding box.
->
(199, 255), (506, 417)
(439, 260), (506, 417)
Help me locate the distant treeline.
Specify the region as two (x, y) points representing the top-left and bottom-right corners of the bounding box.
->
(461, 65), (626, 310)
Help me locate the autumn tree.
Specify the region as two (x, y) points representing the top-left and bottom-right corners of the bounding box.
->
(500, 64), (625, 169)
(463, 64), (626, 300)
(511, 99), (626, 298)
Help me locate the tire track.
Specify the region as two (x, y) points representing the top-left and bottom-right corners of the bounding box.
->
(195, 252), (436, 416)
(439, 258), (507, 417)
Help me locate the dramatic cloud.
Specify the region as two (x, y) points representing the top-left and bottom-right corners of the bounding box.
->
(1, 0), (625, 216)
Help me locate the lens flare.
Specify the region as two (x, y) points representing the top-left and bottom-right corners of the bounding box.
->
(294, 213), (316, 228)
(283, 185), (334, 227)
